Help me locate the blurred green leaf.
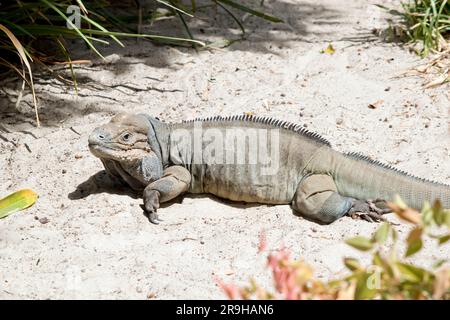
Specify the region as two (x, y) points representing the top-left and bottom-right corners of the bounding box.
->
(354, 272), (377, 300)
(405, 238), (423, 257)
(346, 236), (374, 251)
(396, 263), (428, 283)
(391, 227), (398, 242)
(438, 234), (450, 245)
(433, 259), (447, 269)
(344, 258), (361, 271)
(421, 201), (434, 227)
(394, 194), (409, 209)
(405, 227), (423, 257)
(431, 200), (448, 226)
(373, 222), (390, 245)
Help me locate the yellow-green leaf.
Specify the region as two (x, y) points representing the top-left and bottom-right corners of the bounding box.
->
(405, 238), (422, 257)
(344, 257), (361, 271)
(346, 236), (374, 251)
(373, 222), (390, 244)
(354, 272), (377, 300)
(433, 259), (447, 269)
(372, 251), (391, 275)
(431, 200), (447, 226)
(321, 43), (335, 54)
(396, 262), (427, 283)
(405, 227), (423, 257)
(0, 189), (38, 219)
(421, 201), (434, 227)
(394, 195), (408, 209)
(438, 234), (450, 245)
(446, 211), (450, 229)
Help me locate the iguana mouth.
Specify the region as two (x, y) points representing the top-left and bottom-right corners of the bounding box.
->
(88, 142), (115, 150)
(88, 143), (112, 157)
(89, 143), (131, 162)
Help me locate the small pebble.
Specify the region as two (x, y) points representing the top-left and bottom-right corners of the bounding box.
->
(39, 217), (50, 224)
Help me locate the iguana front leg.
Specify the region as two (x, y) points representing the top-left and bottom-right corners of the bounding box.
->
(143, 165), (191, 224)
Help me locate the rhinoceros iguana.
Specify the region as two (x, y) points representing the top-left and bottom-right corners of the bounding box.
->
(88, 113), (450, 224)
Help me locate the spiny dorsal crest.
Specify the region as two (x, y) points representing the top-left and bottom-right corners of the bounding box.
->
(344, 152), (448, 186)
(181, 114), (331, 146)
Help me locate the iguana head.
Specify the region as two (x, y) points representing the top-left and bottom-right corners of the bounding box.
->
(88, 113), (152, 162)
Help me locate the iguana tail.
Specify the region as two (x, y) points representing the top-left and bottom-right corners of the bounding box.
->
(331, 152), (450, 209)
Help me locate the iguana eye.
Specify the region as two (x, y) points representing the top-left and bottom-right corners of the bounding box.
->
(121, 132), (131, 141)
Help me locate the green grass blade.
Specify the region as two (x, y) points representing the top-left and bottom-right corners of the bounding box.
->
(215, 0), (246, 36)
(16, 25), (206, 46)
(80, 14), (124, 47)
(430, 0), (438, 16)
(93, 8), (135, 33)
(216, 0), (283, 23)
(157, 0), (194, 17)
(175, 8), (195, 44)
(0, 23), (39, 126)
(437, 0), (448, 15)
(76, 0), (88, 14)
(84, 35), (110, 44)
(55, 37), (78, 95)
(40, 0), (105, 59)
(0, 19), (36, 39)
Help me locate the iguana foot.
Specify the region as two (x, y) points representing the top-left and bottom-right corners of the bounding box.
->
(348, 199), (392, 223)
(143, 189), (163, 224)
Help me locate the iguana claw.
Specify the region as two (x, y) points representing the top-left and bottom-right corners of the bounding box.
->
(348, 198), (392, 223)
(148, 212), (163, 224)
(144, 189), (162, 224)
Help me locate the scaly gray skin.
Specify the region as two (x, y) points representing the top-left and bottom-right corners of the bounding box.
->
(88, 113), (450, 224)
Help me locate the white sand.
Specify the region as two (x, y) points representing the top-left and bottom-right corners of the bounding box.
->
(0, 0), (449, 299)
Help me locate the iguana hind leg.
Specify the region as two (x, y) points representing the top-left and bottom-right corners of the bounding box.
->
(292, 174), (353, 224)
(292, 174), (391, 224)
(143, 165), (191, 224)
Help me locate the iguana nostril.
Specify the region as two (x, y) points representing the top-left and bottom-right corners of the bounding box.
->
(88, 128), (109, 145)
